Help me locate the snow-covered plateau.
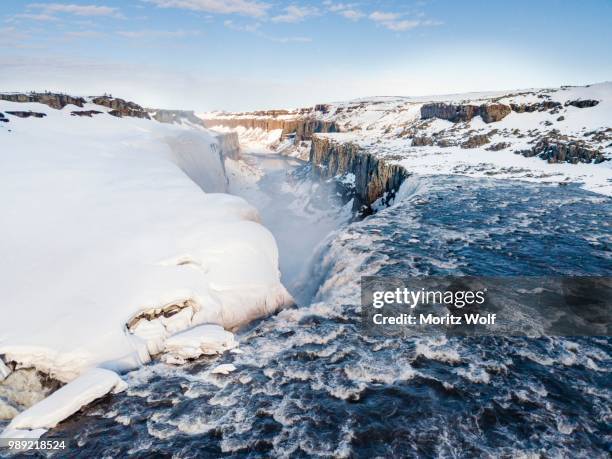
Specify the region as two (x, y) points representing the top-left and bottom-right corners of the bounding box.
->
(201, 82), (612, 197)
(0, 94), (292, 437)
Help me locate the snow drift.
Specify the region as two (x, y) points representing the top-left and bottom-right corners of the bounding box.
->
(0, 99), (293, 384)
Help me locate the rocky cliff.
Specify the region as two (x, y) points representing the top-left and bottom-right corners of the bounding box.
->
(310, 135), (408, 213)
(202, 116), (338, 141)
(91, 96), (150, 119)
(215, 131), (241, 160)
(421, 102), (511, 123)
(0, 93), (85, 109)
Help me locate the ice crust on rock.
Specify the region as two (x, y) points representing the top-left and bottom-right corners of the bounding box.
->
(211, 364), (237, 375)
(3, 368), (126, 437)
(162, 325), (238, 364)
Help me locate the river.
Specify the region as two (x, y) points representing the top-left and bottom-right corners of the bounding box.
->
(35, 152), (612, 458)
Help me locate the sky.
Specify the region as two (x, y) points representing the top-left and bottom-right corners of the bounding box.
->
(1, 0), (611, 111)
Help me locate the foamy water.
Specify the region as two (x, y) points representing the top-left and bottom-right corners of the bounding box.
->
(33, 168), (611, 457)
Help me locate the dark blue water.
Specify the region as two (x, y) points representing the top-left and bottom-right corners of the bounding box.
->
(37, 173), (612, 458)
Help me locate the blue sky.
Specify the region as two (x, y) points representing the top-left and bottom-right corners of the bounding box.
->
(1, 0), (611, 110)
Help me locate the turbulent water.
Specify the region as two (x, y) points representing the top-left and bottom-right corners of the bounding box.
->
(26, 156), (612, 458)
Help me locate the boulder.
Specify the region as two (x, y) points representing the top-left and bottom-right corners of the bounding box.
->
(566, 99), (599, 108)
(420, 103), (479, 122)
(461, 134), (490, 149)
(479, 104), (511, 123)
(412, 136), (435, 146)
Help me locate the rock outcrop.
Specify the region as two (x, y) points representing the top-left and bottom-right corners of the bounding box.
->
(412, 136), (435, 146)
(70, 110), (102, 117)
(479, 104), (512, 123)
(421, 103), (480, 123)
(215, 132), (241, 160)
(5, 111), (46, 118)
(420, 102), (511, 123)
(566, 99), (599, 108)
(310, 136), (408, 212)
(461, 134), (490, 149)
(202, 116), (338, 141)
(517, 138), (608, 164)
(0, 113), (8, 123)
(92, 96), (150, 119)
(0, 93), (85, 109)
(510, 101), (562, 113)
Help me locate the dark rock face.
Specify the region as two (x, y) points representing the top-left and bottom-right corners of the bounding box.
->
(420, 103), (480, 123)
(517, 138), (608, 164)
(314, 104), (331, 114)
(92, 96), (150, 119)
(486, 142), (511, 151)
(510, 101), (562, 113)
(412, 136), (435, 146)
(148, 109), (204, 125)
(566, 99), (599, 108)
(479, 104), (512, 123)
(70, 110), (102, 117)
(310, 136), (408, 212)
(6, 111), (47, 118)
(461, 134), (490, 149)
(0, 112), (8, 123)
(201, 117), (338, 141)
(0, 93), (85, 109)
(215, 132), (241, 160)
(421, 102), (511, 123)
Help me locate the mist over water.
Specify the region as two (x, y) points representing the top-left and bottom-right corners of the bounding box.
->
(228, 153), (350, 305)
(36, 160), (611, 458)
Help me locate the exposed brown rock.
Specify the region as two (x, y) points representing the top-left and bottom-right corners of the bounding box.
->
(479, 103), (511, 123)
(566, 99), (599, 108)
(517, 138), (608, 164)
(201, 116), (338, 141)
(411, 136), (435, 146)
(486, 142), (511, 151)
(461, 134), (490, 149)
(0, 93), (85, 109)
(310, 136), (408, 212)
(5, 111), (46, 118)
(70, 110), (102, 117)
(510, 101), (562, 113)
(92, 96), (150, 119)
(420, 103), (479, 122)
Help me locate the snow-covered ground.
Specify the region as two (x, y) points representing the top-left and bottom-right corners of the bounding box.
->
(201, 82), (612, 196)
(0, 96), (293, 435)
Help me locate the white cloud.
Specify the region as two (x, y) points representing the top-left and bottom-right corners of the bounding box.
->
(27, 3), (121, 17)
(146, 0), (270, 18)
(224, 19), (310, 43)
(382, 19), (420, 31)
(324, 2), (363, 21)
(369, 11), (400, 22)
(339, 9), (364, 21)
(271, 5), (319, 23)
(369, 10), (441, 32)
(223, 20), (260, 33)
(116, 29), (201, 38)
(8, 13), (59, 22)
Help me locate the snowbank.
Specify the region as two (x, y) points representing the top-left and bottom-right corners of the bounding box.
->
(0, 100), (292, 383)
(3, 368), (126, 433)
